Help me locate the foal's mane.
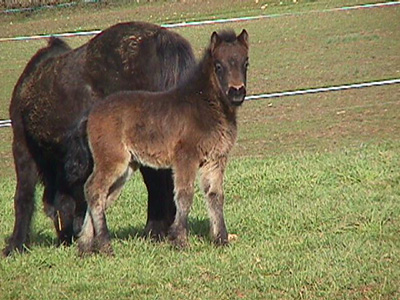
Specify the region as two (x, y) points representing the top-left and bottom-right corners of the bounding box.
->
(212, 30), (239, 43)
(201, 29), (238, 62)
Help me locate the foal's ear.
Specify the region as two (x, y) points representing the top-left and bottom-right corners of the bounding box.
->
(237, 29), (249, 48)
(210, 31), (221, 53)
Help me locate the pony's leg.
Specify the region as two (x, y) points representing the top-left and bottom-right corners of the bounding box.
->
(168, 161), (197, 248)
(199, 158), (229, 246)
(42, 174), (77, 247)
(141, 167), (176, 240)
(63, 183), (88, 240)
(3, 125), (38, 256)
(52, 192), (76, 246)
(71, 186), (88, 238)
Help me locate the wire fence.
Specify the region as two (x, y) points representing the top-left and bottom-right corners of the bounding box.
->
(0, 0), (100, 12)
(1, 1), (399, 42)
(1, 1), (399, 129)
(1, 78), (399, 129)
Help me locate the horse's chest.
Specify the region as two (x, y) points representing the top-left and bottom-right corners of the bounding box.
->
(202, 127), (236, 160)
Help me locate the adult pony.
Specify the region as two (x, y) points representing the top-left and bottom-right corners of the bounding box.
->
(4, 22), (195, 256)
(76, 29), (249, 255)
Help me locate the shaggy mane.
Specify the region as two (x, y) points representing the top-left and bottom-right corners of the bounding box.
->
(214, 30), (237, 43)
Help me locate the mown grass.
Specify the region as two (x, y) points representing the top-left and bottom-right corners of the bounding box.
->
(0, 0), (399, 299)
(1, 143), (399, 299)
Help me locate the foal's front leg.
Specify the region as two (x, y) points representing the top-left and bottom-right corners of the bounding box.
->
(168, 161), (197, 248)
(200, 157), (229, 246)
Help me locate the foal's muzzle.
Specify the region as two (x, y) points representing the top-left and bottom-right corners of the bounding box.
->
(227, 85), (246, 106)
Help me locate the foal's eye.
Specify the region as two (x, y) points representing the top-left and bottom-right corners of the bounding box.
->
(244, 61), (249, 69)
(214, 62), (223, 73)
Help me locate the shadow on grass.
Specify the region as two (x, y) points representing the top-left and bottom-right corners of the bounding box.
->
(110, 216), (210, 242)
(2, 217), (212, 253)
(189, 216), (210, 238)
(30, 231), (58, 247)
(111, 225), (143, 240)
(2, 231), (58, 255)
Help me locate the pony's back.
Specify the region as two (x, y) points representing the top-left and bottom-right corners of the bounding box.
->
(10, 37), (71, 114)
(84, 22), (196, 96)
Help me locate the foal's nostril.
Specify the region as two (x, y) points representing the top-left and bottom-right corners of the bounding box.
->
(238, 86), (246, 96)
(228, 85), (246, 96)
(228, 84), (246, 106)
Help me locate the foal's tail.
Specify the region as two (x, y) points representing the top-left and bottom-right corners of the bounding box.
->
(63, 115), (93, 187)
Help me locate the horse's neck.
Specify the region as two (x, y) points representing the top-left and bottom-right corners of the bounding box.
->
(176, 61), (237, 125)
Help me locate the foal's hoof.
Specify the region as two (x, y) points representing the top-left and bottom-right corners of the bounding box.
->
(77, 237), (94, 257)
(213, 232), (230, 247)
(97, 242), (115, 257)
(78, 242), (114, 257)
(169, 235), (189, 249)
(213, 238), (229, 247)
(168, 230), (188, 249)
(78, 244), (94, 257)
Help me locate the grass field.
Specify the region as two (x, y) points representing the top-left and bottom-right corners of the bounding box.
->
(0, 0), (399, 299)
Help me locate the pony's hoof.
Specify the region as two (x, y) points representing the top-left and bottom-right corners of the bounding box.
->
(2, 241), (26, 257)
(2, 247), (12, 257)
(144, 220), (168, 241)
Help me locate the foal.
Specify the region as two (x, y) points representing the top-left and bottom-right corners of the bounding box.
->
(79, 29), (249, 254)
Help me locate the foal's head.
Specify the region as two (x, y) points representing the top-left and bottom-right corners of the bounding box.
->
(209, 29), (249, 106)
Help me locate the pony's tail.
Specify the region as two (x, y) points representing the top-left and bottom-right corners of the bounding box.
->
(63, 116), (93, 187)
(156, 30), (196, 89)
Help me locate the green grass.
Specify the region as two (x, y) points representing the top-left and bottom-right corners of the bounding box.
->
(0, 0), (399, 299)
(1, 143), (399, 299)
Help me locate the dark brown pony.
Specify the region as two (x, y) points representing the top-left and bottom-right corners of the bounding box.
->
(4, 22), (195, 256)
(78, 29), (249, 254)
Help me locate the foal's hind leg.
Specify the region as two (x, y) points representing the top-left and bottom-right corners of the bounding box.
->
(199, 158), (229, 246)
(78, 208), (95, 255)
(80, 173), (112, 255)
(79, 152), (131, 255)
(3, 125), (38, 256)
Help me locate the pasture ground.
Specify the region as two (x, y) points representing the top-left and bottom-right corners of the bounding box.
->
(0, 0), (399, 299)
